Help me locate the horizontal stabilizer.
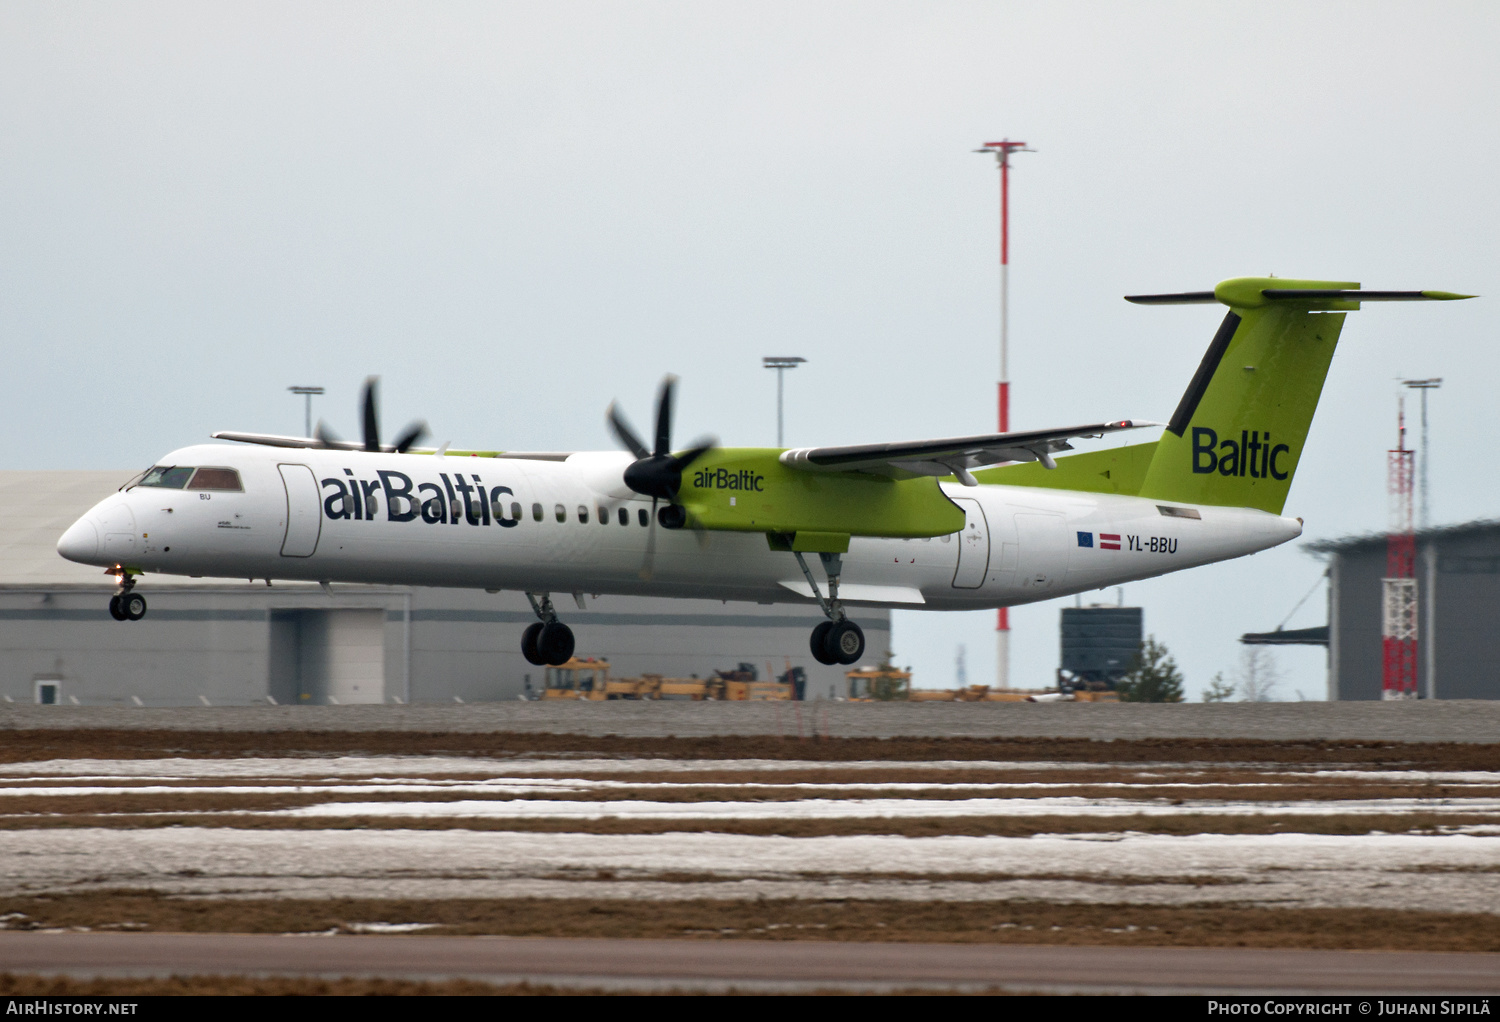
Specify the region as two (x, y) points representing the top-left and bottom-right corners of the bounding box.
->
(1127, 280), (1474, 308)
(1261, 289), (1474, 302)
(1124, 291), (1218, 305)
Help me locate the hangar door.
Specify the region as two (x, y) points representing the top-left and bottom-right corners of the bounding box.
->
(269, 609), (386, 704)
(278, 464), (322, 557)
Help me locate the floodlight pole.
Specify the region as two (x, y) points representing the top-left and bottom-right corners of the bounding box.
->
(288, 386), (325, 439)
(763, 357), (806, 447)
(976, 139), (1033, 689)
(1402, 378), (1442, 530)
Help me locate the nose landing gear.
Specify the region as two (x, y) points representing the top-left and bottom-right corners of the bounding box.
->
(793, 551), (865, 666)
(521, 593), (575, 666)
(107, 573), (147, 622)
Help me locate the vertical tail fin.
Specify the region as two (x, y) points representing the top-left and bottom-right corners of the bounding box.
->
(1133, 278), (1471, 514)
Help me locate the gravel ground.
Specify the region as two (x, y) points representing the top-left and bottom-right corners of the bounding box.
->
(2, 700), (1498, 742)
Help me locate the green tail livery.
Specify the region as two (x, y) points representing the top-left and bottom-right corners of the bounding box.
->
(982, 277), (1472, 514)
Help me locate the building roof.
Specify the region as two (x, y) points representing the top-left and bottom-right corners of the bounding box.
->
(1303, 518), (1500, 556)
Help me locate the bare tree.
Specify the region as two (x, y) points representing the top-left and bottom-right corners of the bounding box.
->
(1233, 646), (1282, 702)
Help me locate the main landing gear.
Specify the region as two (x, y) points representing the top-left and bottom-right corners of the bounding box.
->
(520, 593), (575, 667)
(793, 551), (865, 666)
(107, 574), (147, 622)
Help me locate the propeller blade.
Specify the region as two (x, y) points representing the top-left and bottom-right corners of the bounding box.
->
(607, 402), (650, 460)
(392, 421), (428, 454)
(639, 497), (659, 581)
(653, 374), (677, 458)
(361, 377), (381, 452)
(669, 436), (718, 472)
(314, 420), (343, 449)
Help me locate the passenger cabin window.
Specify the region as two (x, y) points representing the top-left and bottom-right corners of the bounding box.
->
(186, 467), (243, 491)
(139, 466), (194, 489)
(554, 504), (566, 523)
(533, 503), (544, 522)
(638, 508), (648, 527)
(598, 506), (608, 525)
(618, 507), (628, 526)
(511, 502), (523, 522)
(577, 505), (589, 524)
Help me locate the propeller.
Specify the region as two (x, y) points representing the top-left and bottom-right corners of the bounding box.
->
(606, 374), (716, 578)
(315, 377), (428, 453)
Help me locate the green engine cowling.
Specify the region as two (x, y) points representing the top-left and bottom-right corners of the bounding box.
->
(673, 448), (965, 553)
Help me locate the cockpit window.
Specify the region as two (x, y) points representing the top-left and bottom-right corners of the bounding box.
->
(138, 466), (195, 489)
(187, 468), (243, 491)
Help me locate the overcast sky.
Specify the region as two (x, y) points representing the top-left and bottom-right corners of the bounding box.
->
(3, 2), (1496, 698)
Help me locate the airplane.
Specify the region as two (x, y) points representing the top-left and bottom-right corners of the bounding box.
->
(56, 276), (1470, 669)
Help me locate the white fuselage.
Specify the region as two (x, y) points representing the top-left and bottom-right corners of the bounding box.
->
(58, 444), (1301, 610)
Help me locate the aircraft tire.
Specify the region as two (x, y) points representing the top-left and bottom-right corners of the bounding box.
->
(539, 622), (575, 666)
(121, 593), (147, 621)
(827, 620), (864, 666)
(520, 622), (546, 666)
(108, 596), (127, 622)
(809, 621), (835, 665)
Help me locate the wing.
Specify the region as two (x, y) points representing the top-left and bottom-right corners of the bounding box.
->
(210, 431), (574, 461)
(778, 420), (1161, 485)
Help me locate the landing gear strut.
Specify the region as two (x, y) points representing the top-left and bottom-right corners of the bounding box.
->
(793, 551), (864, 666)
(521, 593), (575, 667)
(108, 573), (147, 622)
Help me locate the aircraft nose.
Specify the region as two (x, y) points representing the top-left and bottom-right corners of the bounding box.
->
(57, 518), (100, 564)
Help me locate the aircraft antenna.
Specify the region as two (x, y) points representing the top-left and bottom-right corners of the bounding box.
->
(975, 138), (1034, 690)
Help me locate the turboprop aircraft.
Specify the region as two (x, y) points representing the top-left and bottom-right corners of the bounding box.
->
(57, 277), (1470, 668)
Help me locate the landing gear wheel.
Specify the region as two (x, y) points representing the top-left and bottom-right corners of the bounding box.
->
(120, 593), (147, 621)
(809, 621), (836, 665)
(108, 595), (127, 621)
(538, 622), (575, 666)
(826, 620), (864, 665)
(520, 622), (546, 666)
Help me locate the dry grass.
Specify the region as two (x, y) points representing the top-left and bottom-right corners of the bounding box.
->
(0, 973), (681, 996)
(0, 973), (1000, 995)
(1, 730), (1497, 768)
(4, 894), (1499, 952)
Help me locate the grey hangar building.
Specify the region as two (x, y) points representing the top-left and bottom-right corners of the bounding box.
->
(1243, 520), (1500, 700)
(0, 471), (887, 707)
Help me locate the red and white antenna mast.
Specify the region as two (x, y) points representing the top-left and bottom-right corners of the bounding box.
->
(1383, 394), (1419, 699)
(976, 138), (1034, 690)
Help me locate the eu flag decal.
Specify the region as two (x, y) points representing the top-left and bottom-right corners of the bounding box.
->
(1076, 531), (1093, 548)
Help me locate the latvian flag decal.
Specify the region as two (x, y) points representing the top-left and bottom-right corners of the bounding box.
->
(1078, 531), (1121, 550)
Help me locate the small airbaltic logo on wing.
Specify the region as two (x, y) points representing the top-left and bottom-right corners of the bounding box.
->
(1077, 531), (1121, 551)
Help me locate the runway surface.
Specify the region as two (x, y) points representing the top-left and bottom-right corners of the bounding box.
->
(2, 932), (1497, 994)
(4, 700), (1500, 742)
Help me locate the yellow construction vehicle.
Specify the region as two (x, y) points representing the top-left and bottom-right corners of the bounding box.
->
(541, 657), (618, 700)
(845, 665), (912, 701)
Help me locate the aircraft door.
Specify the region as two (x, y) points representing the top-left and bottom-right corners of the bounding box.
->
(950, 497), (991, 589)
(1014, 513), (1066, 591)
(278, 464), (322, 558)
